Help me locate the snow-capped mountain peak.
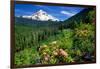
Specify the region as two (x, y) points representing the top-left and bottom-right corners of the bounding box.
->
(37, 9), (47, 14)
(32, 10), (47, 16)
(22, 10), (59, 21)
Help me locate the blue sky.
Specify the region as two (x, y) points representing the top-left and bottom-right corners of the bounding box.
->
(15, 4), (86, 21)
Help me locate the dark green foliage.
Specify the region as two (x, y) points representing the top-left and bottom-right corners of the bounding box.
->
(73, 23), (95, 61)
(15, 48), (40, 65)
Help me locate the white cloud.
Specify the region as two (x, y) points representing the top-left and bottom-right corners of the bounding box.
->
(61, 11), (75, 16)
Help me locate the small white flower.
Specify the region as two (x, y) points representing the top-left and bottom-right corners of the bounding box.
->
(43, 44), (47, 48)
(51, 41), (57, 44)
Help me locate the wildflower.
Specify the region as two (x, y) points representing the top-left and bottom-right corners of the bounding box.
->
(39, 45), (47, 51)
(53, 51), (58, 56)
(44, 54), (50, 61)
(43, 52), (47, 55)
(59, 49), (68, 57)
(51, 41), (57, 44)
(43, 44), (47, 48)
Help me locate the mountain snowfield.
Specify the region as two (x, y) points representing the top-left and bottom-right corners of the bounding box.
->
(21, 10), (59, 21)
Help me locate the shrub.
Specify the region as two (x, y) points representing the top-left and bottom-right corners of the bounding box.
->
(73, 22), (95, 61)
(15, 48), (40, 66)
